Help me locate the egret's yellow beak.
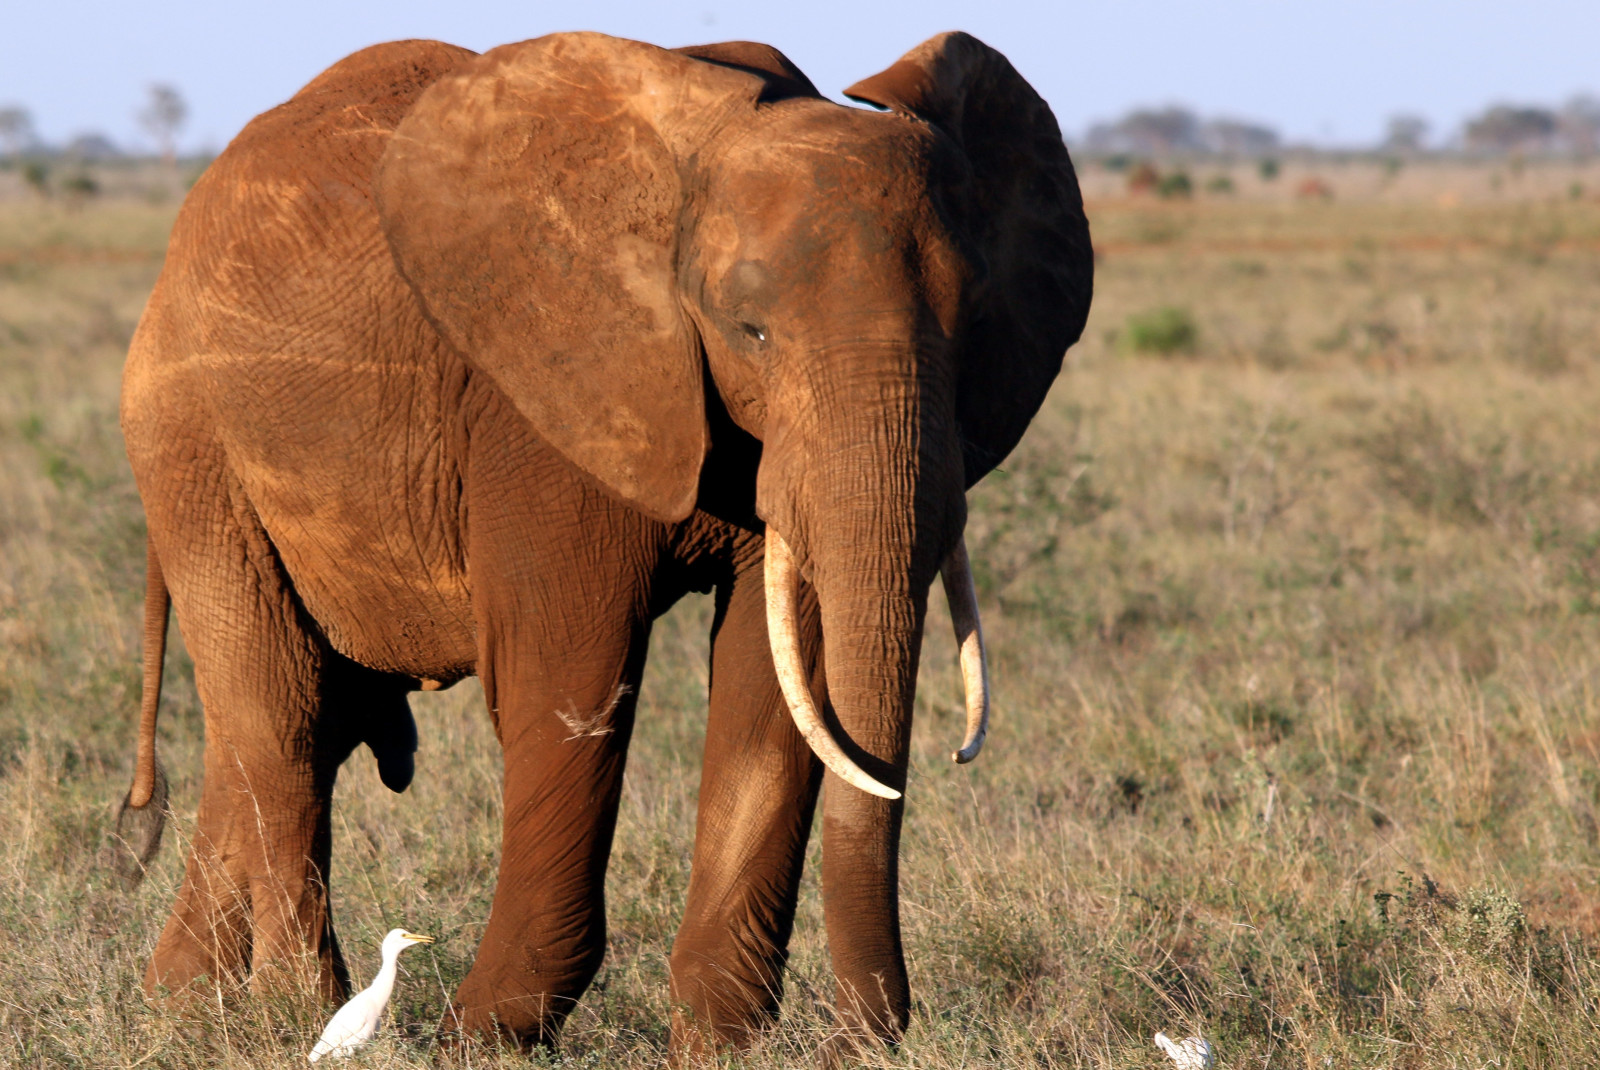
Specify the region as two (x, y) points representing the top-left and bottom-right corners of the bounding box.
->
(401, 932), (434, 944)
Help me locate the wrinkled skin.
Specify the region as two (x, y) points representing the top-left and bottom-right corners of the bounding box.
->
(118, 32), (1091, 1054)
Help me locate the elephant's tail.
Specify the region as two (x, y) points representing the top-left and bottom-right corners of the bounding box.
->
(113, 538), (171, 889)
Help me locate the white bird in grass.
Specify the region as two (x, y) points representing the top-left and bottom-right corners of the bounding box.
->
(307, 929), (434, 1062)
(1155, 1031), (1215, 1070)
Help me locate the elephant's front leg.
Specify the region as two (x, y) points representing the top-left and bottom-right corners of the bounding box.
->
(452, 464), (662, 1046)
(452, 613), (650, 1044)
(669, 558), (823, 1055)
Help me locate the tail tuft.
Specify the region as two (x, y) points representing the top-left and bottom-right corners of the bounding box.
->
(112, 759), (168, 889)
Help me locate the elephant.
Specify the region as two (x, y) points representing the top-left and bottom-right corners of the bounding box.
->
(112, 29), (1092, 1055)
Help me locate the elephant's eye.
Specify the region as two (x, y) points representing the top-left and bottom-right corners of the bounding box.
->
(738, 321), (767, 345)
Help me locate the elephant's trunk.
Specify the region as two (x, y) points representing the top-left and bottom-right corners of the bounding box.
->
(753, 339), (982, 1036)
(765, 528), (989, 788)
(801, 483), (935, 1041)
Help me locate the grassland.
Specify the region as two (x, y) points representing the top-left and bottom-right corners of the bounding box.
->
(2, 176), (1600, 1068)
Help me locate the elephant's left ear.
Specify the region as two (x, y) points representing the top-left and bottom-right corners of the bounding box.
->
(377, 35), (770, 523)
(846, 33), (1093, 486)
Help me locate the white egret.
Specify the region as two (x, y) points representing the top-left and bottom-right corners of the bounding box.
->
(1154, 1031), (1215, 1070)
(307, 929), (434, 1062)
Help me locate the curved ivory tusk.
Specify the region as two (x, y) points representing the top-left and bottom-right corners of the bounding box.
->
(764, 527), (902, 801)
(940, 536), (990, 764)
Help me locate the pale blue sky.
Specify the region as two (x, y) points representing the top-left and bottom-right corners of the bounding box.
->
(2, 0), (1596, 153)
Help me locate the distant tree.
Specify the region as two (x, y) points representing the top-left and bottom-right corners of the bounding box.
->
(138, 83), (187, 165)
(1463, 104), (1558, 154)
(0, 105), (35, 157)
(1560, 94), (1600, 156)
(1086, 106), (1203, 155)
(1087, 107), (1280, 157)
(64, 133), (121, 161)
(1201, 118), (1279, 155)
(1382, 114), (1430, 153)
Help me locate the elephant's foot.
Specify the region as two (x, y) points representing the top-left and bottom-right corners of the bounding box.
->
(667, 982), (903, 1068)
(145, 831), (348, 1005)
(667, 954), (784, 1059)
(824, 977), (907, 1061)
(245, 899), (349, 1003)
(144, 934), (249, 1002)
(668, 1007), (764, 1063)
(450, 951), (599, 1049)
(814, 1027), (900, 1070)
(143, 862), (252, 999)
(145, 896), (348, 1007)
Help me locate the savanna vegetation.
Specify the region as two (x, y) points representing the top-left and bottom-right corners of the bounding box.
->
(3, 174), (1600, 1067)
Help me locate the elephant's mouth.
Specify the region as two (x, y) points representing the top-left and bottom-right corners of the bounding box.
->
(763, 526), (990, 799)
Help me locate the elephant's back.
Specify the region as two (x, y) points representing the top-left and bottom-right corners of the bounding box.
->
(123, 40), (483, 679)
(137, 40), (474, 361)
(126, 38), (477, 391)
(293, 39), (479, 108)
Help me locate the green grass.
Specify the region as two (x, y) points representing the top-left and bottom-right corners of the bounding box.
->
(1119, 306), (1199, 355)
(4, 187), (1600, 1067)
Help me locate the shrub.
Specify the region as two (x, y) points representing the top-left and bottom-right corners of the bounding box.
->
(21, 160), (48, 194)
(1121, 306), (1199, 356)
(1363, 399), (1543, 527)
(1156, 169), (1193, 199)
(60, 173), (98, 199)
(1504, 310), (1568, 376)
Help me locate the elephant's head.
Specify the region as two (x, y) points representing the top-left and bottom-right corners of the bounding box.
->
(375, 32), (1091, 800)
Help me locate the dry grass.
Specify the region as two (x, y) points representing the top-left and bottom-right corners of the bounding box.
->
(3, 180), (1600, 1067)
(1075, 156), (1600, 205)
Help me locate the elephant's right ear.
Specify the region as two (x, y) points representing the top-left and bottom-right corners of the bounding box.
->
(377, 33), (769, 523)
(846, 33), (1093, 488)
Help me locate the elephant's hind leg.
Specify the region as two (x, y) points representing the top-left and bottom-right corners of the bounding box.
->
(143, 467), (350, 1003)
(669, 559), (824, 1056)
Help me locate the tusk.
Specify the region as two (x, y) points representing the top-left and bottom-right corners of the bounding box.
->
(940, 536), (989, 764)
(764, 527), (902, 801)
